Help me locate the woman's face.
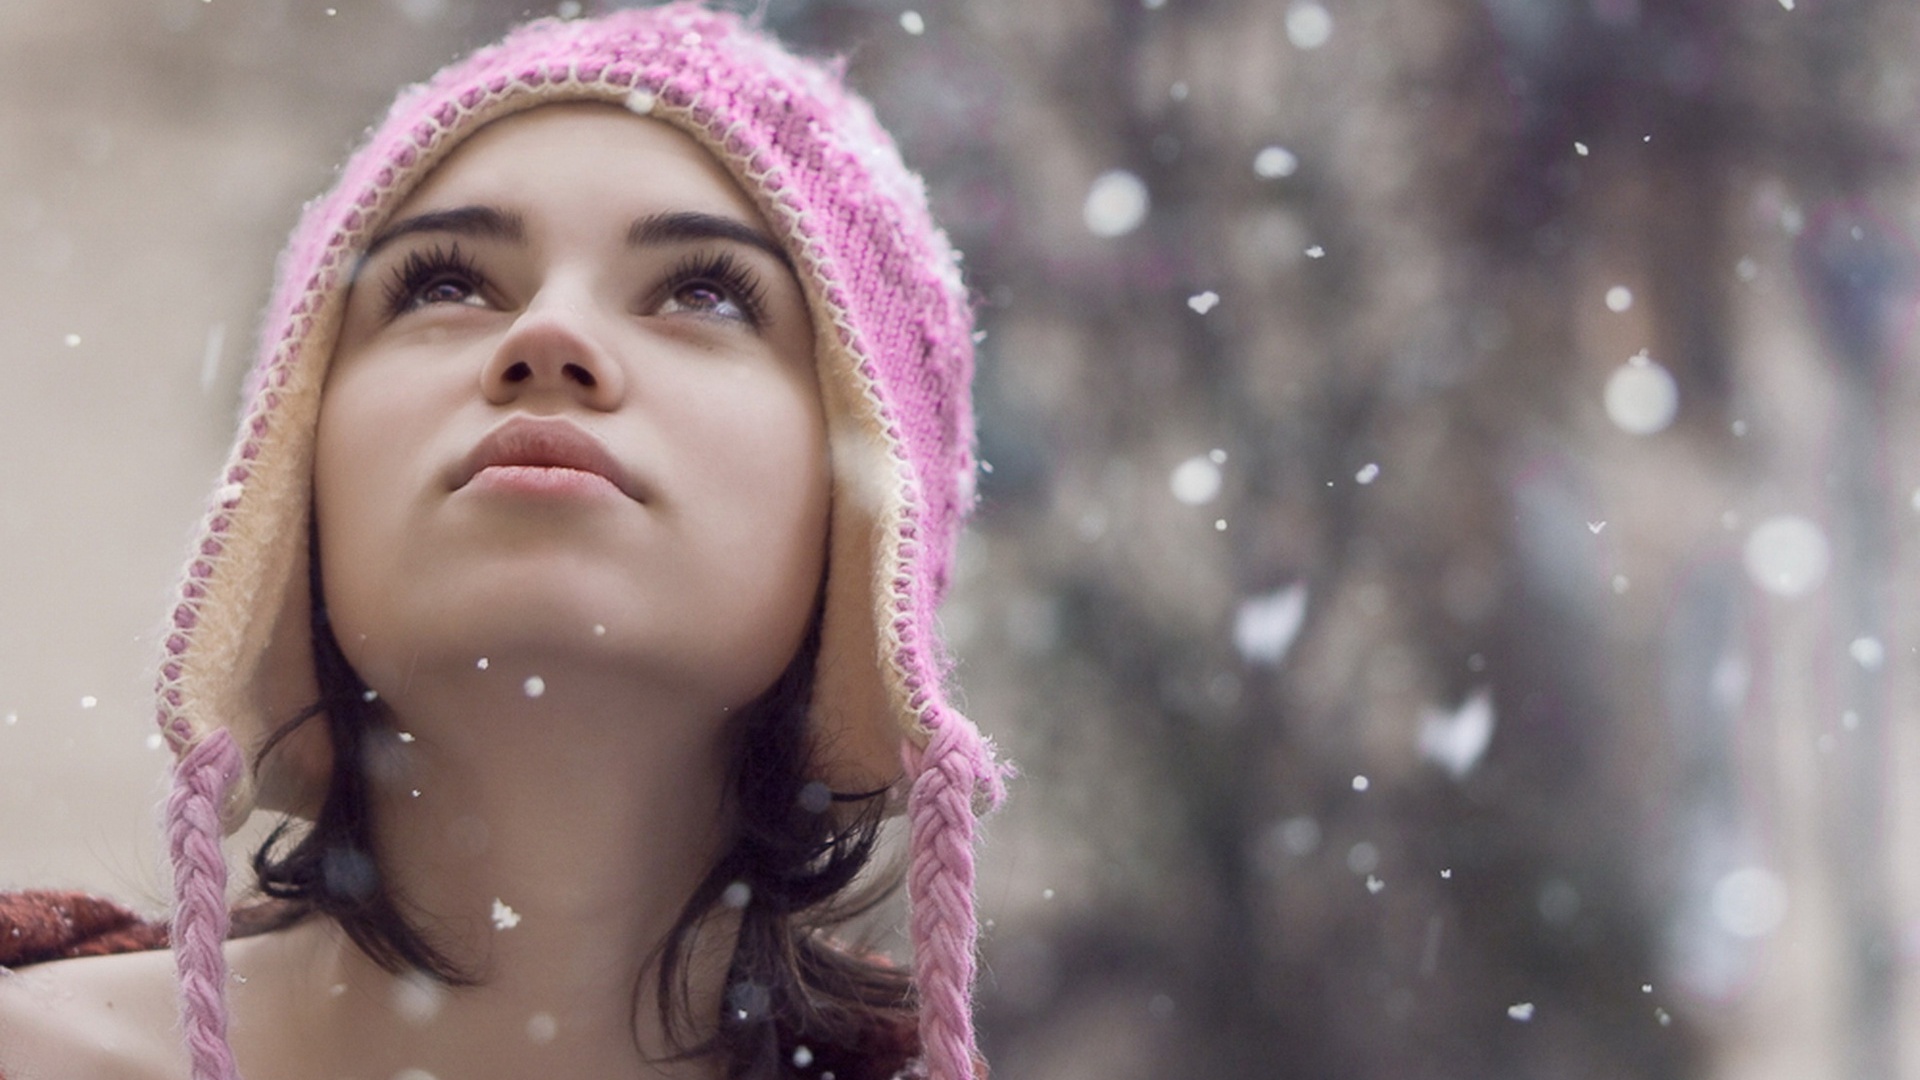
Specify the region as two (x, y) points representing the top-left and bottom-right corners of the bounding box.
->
(314, 104), (828, 714)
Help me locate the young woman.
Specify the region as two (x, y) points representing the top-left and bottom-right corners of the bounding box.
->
(0, 6), (1002, 1080)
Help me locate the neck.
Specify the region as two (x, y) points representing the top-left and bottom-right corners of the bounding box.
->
(232, 654), (742, 1079)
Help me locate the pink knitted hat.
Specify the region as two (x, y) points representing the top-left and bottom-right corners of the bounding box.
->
(156, 5), (1002, 1078)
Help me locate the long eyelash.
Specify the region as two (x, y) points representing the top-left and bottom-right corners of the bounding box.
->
(664, 250), (769, 327)
(382, 242), (484, 317)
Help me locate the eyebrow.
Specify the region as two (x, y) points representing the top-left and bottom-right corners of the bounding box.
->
(360, 205), (793, 272)
(362, 205), (525, 261)
(627, 210), (793, 271)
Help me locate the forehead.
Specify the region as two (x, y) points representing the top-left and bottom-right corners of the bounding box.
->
(390, 102), (768, 231)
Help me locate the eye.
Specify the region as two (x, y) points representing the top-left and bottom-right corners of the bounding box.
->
(654, 252), (767, 328)
(661, 281), (745, 319)
(415, 277), (481, 306)
(383, 243), (490, 317)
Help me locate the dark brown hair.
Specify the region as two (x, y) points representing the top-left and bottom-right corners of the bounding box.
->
(249, 548), (918, 1079)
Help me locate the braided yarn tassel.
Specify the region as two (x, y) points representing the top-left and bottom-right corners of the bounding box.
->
(907, 718), (999, 1080)
(166, 729), (244, 1080)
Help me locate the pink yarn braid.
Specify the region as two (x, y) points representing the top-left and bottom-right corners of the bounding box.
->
(166, 728), (245, 1080)
(907, 718), (1000, 1080)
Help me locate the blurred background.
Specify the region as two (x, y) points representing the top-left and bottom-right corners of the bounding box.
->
(4, 0), (1919, 1076)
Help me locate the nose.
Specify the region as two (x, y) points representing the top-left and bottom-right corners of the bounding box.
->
(481, 292), (626, 410)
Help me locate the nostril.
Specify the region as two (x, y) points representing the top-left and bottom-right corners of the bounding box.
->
(562, 363), (597, 389)
(504, 361), (533, 383)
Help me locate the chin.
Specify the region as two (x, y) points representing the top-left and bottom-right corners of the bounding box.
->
(330, 564), (815, 711)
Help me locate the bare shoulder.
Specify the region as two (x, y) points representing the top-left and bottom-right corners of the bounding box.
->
(0, 948), (186, 1080)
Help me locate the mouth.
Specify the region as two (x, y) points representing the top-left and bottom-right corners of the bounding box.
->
(453, 416), (643, 502)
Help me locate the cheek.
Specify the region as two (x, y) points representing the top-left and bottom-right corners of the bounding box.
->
(737, 371), (829, 554)
(680, 369), (831, 686)
(310, 369), (421, 660)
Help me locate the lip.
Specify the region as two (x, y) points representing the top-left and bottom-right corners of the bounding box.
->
(453, 416), (643, 502)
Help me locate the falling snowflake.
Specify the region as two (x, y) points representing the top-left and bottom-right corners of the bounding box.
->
(1169, 455), (1223, 505)
(1712, 866), (1787, 938)
(1285, 1), (1332, 48)
(1843, 634), (1889, 668)
(1233, 584), (1308, 666)
(491, 898), (522, 930)
(1744, 515), (1829, 597)
(1850, 636), (1885, 671)
(1083, 170), (1150, 237)
(1253, 146), (1299, 179)
(392, 971), (446, 1026)
(1604, 352), (1679, 435)
(1418, 687), (1496, 779)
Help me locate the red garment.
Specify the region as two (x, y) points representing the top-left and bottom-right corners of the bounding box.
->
(0, 890), (167, 966)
